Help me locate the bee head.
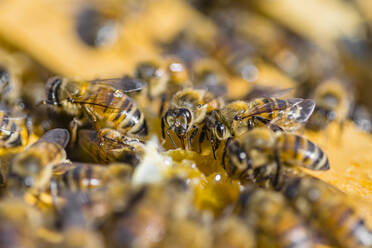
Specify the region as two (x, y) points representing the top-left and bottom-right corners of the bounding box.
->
(45, 76), (63, 106)
(165, 108), (192, 137)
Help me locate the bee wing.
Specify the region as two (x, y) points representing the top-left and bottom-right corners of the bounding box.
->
(288, 98), (316, 122)
(73, 92), (127, 113)
(241, 86), (293, 102)
(89, 76), (147, 93)
(269, 99), (316, 131)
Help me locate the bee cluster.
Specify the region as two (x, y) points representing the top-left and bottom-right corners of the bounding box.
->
(0, 0), (371, 248)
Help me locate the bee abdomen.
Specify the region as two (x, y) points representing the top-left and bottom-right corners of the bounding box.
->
(277, 134), (329, 171)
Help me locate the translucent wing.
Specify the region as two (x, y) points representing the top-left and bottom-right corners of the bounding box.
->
(89, 75), (146, 93)
(237, 98), (302, 120)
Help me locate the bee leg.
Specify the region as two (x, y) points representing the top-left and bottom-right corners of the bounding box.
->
(161, 117), (166, 140)
(190, 125), (198, 142)
(159, 94), (166, 116)
(166, 127), (177, 148)
(50, 178), (59, 210)
(272, 150), (282, 190)
(210, 136), (217, 160)
(199, 125), (206, 153)
(69, 117), (84, 145)
(186, 132), (191, 150)
(222, 138), (232, 170)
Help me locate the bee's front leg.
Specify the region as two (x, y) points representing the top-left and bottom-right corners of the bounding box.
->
(69, 116), (85, 146)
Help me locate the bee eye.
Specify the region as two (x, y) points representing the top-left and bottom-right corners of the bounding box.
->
(183, 109), (191, 123)
(215, 123), (225, 139)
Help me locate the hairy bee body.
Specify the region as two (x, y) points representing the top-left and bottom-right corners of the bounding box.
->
(203, 97), (315, 158)
(78, 128), (144, 166)
(283, 177), (372, 248)
(162, 88), (223, 148)
(236, 187), (315, 248)
(223, 128), (329, 186)
(52, 162), (132, 192)
(45, 77), (148, 138)
(0, 111), (31, 148)
(11, 128), (70, 189)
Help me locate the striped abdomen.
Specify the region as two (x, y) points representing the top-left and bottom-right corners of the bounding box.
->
(275, 133), (329, 170)
(85, 87), (148, 137)
(55, 164), (107, 191)
(237, 188), (315, 248)
(283, 177), (372, 248)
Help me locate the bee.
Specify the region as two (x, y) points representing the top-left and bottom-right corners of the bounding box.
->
(78, 128), (145, 166)
(307, 78), (353, 131)
(135, 58), (192, 114)
(201, 97), (315, 158)
(212, 217), (256, 248)
(0, 110), (32, 149)
(0, 198), (43, 248)
(10, 128), (70, 190)
(283, 176), (372, 248)
(235, 186), (315, 248)
(162, 88), (224, 149)
(191, 58), (228, 98)
(223, 128), (329, 187)
(50, 162), (133, 193)
(41, 76), (148, 143)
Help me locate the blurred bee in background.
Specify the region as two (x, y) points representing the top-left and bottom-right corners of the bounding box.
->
(283, 176), (372, 248)
(200, 97), (315, 158)
(223, 128), (329, 188)
(191, 58), (228, 98)
(41, 76), (148, 143)
(0, 198), (43, 248)
(162, 88), (224, 149)
(307, 78), (354, 132)
(235, 186), (316, 248)
(212, 217), (256, 248)
(50, 162), (133, 193)
(0, 109), (32, 149)
(135, 57), (192, 115)
(77, 128), (145, 166)
(10, 128), (70, 190)
(52, 193), (104, 248)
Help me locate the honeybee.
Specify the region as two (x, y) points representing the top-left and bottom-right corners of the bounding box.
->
(235, 186), (315, 248)
(0, 110), (31, 149)
(51, 162), (133, 193)
(41, 76), (148, 143)
(0, 198), (43, 248)
(162, 88), (224, 149)
(201, 97), (315, 158)
(307, 78), (353, 131)
(283, 176), (372, 248)
(10, 128), (70, 190)
(212, 217), (256, 248)
(223, 128), (329, 187)
(191, 58), (228, 98)
(78, 128), (145, 166)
